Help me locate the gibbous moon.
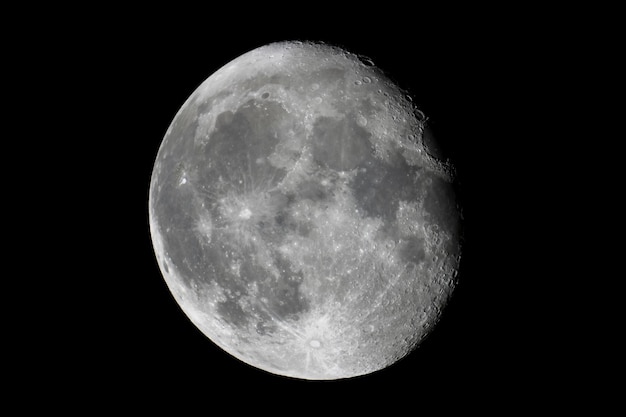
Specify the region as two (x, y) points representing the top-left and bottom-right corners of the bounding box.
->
(149, 41), (462, 379)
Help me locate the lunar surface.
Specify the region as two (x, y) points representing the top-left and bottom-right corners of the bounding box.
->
(149, 41), (462, 379)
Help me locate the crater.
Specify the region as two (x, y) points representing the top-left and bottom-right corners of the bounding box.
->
(309, 339), (322, 348)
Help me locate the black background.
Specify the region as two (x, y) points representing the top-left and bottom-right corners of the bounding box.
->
(20, 8), (569, 410)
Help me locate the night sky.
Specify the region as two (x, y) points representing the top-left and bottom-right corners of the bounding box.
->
(28, 9), (555, 409)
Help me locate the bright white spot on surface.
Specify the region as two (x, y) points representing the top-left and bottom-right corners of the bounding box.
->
(309, 339), (321, 348)
(180, 177), (187, 185)
(239, 208), (252, 219)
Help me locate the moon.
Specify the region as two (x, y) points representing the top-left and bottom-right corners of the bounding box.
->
(149, 41), (462, 380)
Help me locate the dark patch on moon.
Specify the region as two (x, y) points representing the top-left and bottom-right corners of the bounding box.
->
(311, 115), (372, 171)
(350, 144), (421, 229)
(422, 174), (462, 256)
(297, 179), (330, 202)
(274, 204), (313, 237)
(397, 236), (427, 265)
(310, 67), (346, 86)
(421, 127), (443, 160)
(210, 100), (280, 170)
(216, 292), (249, 329)
(163, 224), (209, 285)
(255, 319), (276, 336)
(254, 190), (293, 244)
(196, 99), (288, 193)
(216, 250), (310, 329)
(261, 253), (309, 321)
(215, 252), (265, 328)
(422, 174), (460, 237)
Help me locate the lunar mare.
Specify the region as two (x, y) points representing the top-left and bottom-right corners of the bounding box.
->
(149, 41), (462, 379)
